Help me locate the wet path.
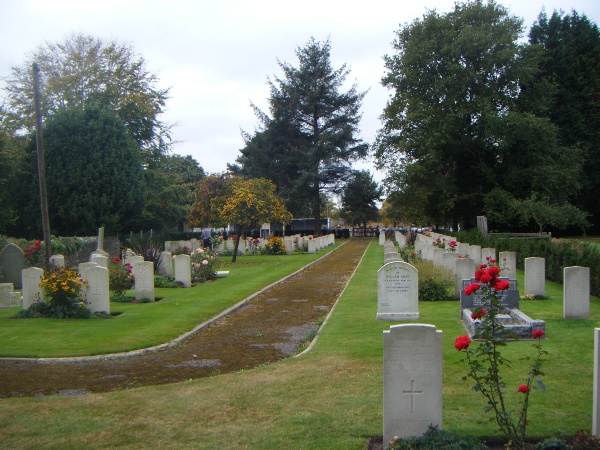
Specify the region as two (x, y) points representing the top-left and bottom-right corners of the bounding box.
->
(0, 239), (370, 398)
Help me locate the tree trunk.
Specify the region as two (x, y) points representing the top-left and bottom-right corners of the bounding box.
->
(231, 225), (241, 263)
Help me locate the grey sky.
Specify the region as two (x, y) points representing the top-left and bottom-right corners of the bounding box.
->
(1, 0), (599, 182)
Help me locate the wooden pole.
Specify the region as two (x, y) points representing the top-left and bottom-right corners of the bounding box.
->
(32, 63), (52, 264)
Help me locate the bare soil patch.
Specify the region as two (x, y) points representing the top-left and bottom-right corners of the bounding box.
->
(0, 239), (369, 398)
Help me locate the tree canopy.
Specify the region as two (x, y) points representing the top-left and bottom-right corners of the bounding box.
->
(233, 37), (369, 232)
(4, 34), (171, 162)
(374, 0), (582, 231)
(340, 170), (381, 230)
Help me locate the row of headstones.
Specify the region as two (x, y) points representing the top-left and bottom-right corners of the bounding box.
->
(415, 233), (591, 318)
(379, 230), (407, 249)
(165, 234), (335, 256)
(386, 324), (600, 441)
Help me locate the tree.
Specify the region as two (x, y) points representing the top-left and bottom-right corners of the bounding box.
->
(234, 37), (369, 232)
(221, 178), (291, 261)
(374, 1), (561, 229)
(0, 122), (27, 233)
(340, 170), (381, 232)
(29, 107), (145, 236)
(528, 10), (600, 231)
(188, 175), (291, 262)
(3, 34), (171, 162)
(512, 193), (589, 234)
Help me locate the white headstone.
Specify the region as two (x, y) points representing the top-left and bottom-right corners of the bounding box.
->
(379, 232), (385, 246)
(49, 254), (65, 268)
(78, 262), (99, 276)
(128, 256), (144, 275)
(174, 254), (191, 288)
(469, 245), (482, 268)
(158, 251), (173, 277)
(284, 237), (294, 255)
(383, 324), (443, 442)
(91, 253), (109, 268)
(21, 267), (44, 309)
(481, 248), (496, 265)
(134, 261), (154, 301)
(0, 283), (20, 307)
(377, 261), (419, 321)
(454, 258), (475, 299)
(307, 238), (317, 254)
(499, 251), (517, 280)
(564, 266), (590, 318)
(442, 252), (458, 271)
(593, 328), (600, 435)
(432, 247), (444, 267)
(82, 265), (110, 314)
(524, 257), (545, 297)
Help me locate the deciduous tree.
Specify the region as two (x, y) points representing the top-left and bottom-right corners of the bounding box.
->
(235, 38), (368, 232)
(340, 170), (381, 232)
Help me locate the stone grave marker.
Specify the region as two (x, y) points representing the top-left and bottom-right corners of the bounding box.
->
(82, 265), (110, 314)
(158, 251), (173, 277)
(78, 262), (98, 276)
(284, 237), (294, 255)
(383, 324), (443, 442)
(91, 253), (108, 268)
(307, 238), (317, 254)
(432, 247), (444, 267)
(0, 283), (20, 307)
(469, 245), (482, 267)
(1, 243), (25, 288)
(454, 258), (475, 299)
(21, 267), (44, 309)
(481, 248), (496, 265)
(174, 254), (191, 288)
(50, 254), (65, 268)
(524, 257), (545, 297)
(442, 252), (458, 271)
(377, 261), (419, 321)
(499, 251), (517, 280)
(564, 266), (590, 318)
(379, 231), (385, 245)
(460, 278), (520, 311)
(134, 261), (154, 301)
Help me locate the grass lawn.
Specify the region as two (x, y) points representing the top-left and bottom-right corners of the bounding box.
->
(0, 240), (599, 448)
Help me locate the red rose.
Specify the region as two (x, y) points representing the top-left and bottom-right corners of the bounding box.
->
(487, 266), (500, 277)
(454, 335), (471, 351)
(475, 269), (485, 281)
(490, 258), (496, 263)
(112, 256), (121, 263)
(480, 273), (492, 284)
(494, 279), (511, 291)
(532, 329), (545, 339)
(518, 384), (531, 393)
(464, 282), (480, 296)
(480, 264), (488, 269)
(471, 308), (487, 320)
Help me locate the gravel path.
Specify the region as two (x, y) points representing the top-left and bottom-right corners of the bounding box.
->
(0, 238), (370, 398)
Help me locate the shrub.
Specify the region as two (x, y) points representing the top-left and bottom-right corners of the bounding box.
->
(264, 236), (286, 255)
(388, 425), (486, 449)
(154, 275), (184, 288)
(190, 248), (221, 283)
(413, 260), (454, 301)
(109, 261), (134, 295)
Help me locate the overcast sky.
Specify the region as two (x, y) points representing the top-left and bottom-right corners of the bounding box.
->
(2, 0), (599, 183)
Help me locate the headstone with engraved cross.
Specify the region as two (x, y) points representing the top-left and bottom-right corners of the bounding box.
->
(134, 261), (154, 301)
(383, 324), (443, 442)
(82, 265), (110, 314)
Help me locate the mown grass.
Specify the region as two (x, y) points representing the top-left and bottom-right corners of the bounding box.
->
(0, 240), (599, 449)
(0, 246), (338, 357)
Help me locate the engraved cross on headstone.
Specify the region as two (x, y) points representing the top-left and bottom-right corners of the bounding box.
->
(403, 379), (423, 413)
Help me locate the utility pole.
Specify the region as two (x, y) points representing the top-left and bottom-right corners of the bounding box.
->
(32, 63), (52, 263)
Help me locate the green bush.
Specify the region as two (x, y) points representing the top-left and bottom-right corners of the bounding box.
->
(389, 425), (486, 449)
(413, 260), (454, 301)
(154, 275), (184, 288)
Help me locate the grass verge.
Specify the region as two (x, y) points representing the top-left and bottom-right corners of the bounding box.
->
(0, 240), (598, 448)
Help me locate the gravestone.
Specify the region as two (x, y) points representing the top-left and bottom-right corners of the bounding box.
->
(307, 238), (317, 254)
(1, 243), (25, 288)
(82, 265), (110, 314)
(457, 242), (469, 257)
(442, 252), (458, 271)
(594, 328), (600, 435)
(128, 256), (144, 275)
(0, 283), (20, 307)
(432, 247), (444, 267)
(524, 257), (545, 297)
(460, 278), (520, 311)
(481, 248), (496, 265)
(91, 253), (108, 268)
(454, 258), (475, 299)
(469, 245), (482, 268)
(564, 266), (590, 318)
(78, 262), (98, 276)
(174, 254), (191, 288)
(499, 251), (517, 280)
(157, 251), (173, 277)
(377, 261), (419, 321)
(50, 254), (65, 268)
(379, 232), (385, 246)
(383, 324), (443, 442)
(21, 267), (44, 309)
(95, 227), (108, 257)
(134, 261), (154, 301)
(284, 237), (294, 255)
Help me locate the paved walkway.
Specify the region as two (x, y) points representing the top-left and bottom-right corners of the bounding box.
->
(0, 239), (370, 398)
